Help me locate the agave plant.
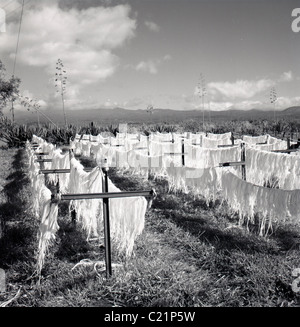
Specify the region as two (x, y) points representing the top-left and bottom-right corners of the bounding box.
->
(104, 124), (119, 137)
(0, 123), (33, 147)
(55, 59), (68, 128)
(150, 123), (178, 133)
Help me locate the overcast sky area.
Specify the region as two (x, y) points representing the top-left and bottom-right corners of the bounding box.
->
(0, 0), (300, 112)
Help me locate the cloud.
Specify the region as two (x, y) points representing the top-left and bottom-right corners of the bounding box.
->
(279, 71), (293, 82)
(275, 96), (300, 109)
(135, 60), (158, 74)
(0, 1), (136, 91)
(103, 98), (119, 108)
(144, 20), (160, 32)
(207, 79), (274, 101)
(209, 101), (234, 111)
(134, 54), (171, 74)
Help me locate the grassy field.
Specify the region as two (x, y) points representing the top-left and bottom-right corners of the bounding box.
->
(0, 147), (300, 307)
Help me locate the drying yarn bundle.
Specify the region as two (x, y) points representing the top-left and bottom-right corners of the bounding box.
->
(165, 164), (234, 203)
(107, 178), (148, 257)
(184, 143), (241, 169)
(95, 144), (127, 168)
(46, 149), (71, 192)
(149, 140), (181, 157)
(67, 157), (149, 256)
(243, 134), (269, 145)
(36, 188), (59, 274)
(206, 132), (232, 140)
(68, 158), (104, 240)
(221, 171), (300, 235)
(26, 141), (59, 274)
(187, 133), (205, 145)
(152, 132), (173, 143)
(26, 142), (48, 217)
(126, 150), (171, 178)
(245, 147), (300, 190)
(255, 140), (287, 151)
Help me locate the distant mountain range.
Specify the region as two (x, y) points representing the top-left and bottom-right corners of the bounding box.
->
(12, 106), (300, 126)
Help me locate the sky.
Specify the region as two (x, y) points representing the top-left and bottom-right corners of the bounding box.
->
(0, 0), (300, 114)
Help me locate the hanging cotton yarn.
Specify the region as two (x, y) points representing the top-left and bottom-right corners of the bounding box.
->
(184, 143), (241, 169)
(26, 141), (48, 217)
(46, 149), (71, 192)
(243, 134), (269, 145)
(220, 171), (300, 236)
(68, 158), (104, 240)
(245, 146), (300, 190)
(36, 188), (59, 274)
(26, 141), (59, 274)
(106, 178), (148, 257)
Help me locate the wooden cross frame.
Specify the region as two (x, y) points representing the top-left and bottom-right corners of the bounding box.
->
(164, 139), (186, 166)
(219, 143), (246, 181)
(37, 154), (156, 278)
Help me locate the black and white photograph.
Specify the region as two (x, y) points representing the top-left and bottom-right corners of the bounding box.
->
(0, 0), (300, 312)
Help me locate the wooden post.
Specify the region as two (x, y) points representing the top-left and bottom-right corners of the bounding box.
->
(147, 135), (150, 156)
(68, 149), (76, 225)
(241, 142), (246, 181)
(231, 133), (235, 146)
(102, 161), (112, 278)
(181, 138), (185, 167)
(287, 137), (291, 149)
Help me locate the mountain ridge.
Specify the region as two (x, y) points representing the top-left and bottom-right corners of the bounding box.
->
(10, 106), (300, 125)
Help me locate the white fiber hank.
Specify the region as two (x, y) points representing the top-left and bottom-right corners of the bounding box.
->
(26, 140), (60, 273)
(36, 195), (59, 274)
(107, 178), (148, 257)
(68, 158), (104, 240)
(245, 146), (300, 190)
(221, 171), (300, 235)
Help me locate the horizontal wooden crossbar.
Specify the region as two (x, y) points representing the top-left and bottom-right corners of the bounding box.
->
(39, 168), (94, 174)
(217, 144), (237, 148)
(219, 161), (245, 167)
(165, 152), (188, 155)
(57, 190), (155, 201)
(36, 159), (53, 163)
(34, 152), (49, 156)
(272, 149), (299, 153)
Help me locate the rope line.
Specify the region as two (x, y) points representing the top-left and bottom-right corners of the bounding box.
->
(12, 0), (25, 76)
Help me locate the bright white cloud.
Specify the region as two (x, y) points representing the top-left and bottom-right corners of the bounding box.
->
(135, 54), (171, 74)
(207, 79), (274, 101)
(275, 96), (300, 109)
(0, 1), (136, 92)
(135, 60), (158, 74)
(144, 20), (160, 32)
(209, 101), (234, 111)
